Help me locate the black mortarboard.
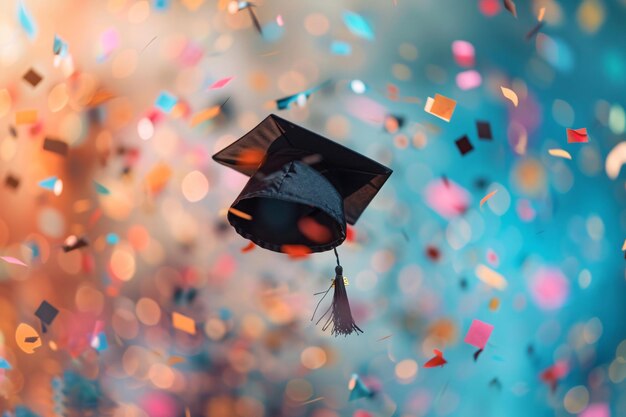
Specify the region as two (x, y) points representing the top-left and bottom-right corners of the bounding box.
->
(35, 300), (59, 333)
(213, 114), (392, 335)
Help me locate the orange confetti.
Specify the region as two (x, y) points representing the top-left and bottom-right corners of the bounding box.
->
(488, 297), (500, 311)
(190, 106), (220, 127)
(538, 7), (546, 21)
(424, 94), (456, 122)
(172, 312), (196, 335)
(15, 323), (42, 354)
(145, 162), (172, 195)
(281, 244), (312, 259)
(298, 217), (332, 244)
(475, 264), (508, 290)
(15, 109), (37, 125)
(480, 189), (498, 208)
(241, 241), (256, 253)
(500, 86), (519, 107)
(228, 207), (252, 221)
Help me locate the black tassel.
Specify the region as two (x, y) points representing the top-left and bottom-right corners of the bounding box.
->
(311, 248), (363, 336)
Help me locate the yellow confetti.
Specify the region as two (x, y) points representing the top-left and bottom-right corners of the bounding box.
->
(228, 207), (253, 221)
(15, 109), (37, 125)
(500, 86), (519, 107)
(475, 264), (508, 290)
(538, 7), (546, 22)
(172, 312), (196, 335)
(480, 189), (498, 208)
(548, 148), (572, 160)
(622, 239), (626, 251)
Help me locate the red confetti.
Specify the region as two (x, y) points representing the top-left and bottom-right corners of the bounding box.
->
(424, 349), (448, 368)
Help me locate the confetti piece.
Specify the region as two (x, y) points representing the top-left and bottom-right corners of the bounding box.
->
(228, 207), (253, 221)
(23, 68), (42, 87)
(480, 189), (498, 208)
(1, 256), (27, 267)
(475, 264), (507, 290)
(488, 297), (500, 311)
(155, 91), (178, 113)
(464, 319), (493, 349)
(424, 349), (447, 368)
(0, 357), (11, 370)
(241, 241), (255, 252)
(622, 239), (626, 251)
(17, 1), (37, 39)
(208, 76), (234, 90)
(424, 94), (457, 122)
(172, 312), (196, 335)
(548, 148), (572, 160)
(331, 40), (352, 55)
(538, 7), (546, 21)
(525, 22), (544, 40)
(35, 300), (59, 332)
(348, 374), (374, 400)
(476, 120), (493, 140)
(100, 28), (119, 57)
(62, 235), (89, 252)
(145, 162), (172, 195)
(276, 14), (284, 26)
(342, 11), (374, 40)
(455, 135), (474, 155)
(503, 0), (517, 17)
(606, 142), (626, 179)
(580, 403), (610, 417)
(376, 334), (393, 341)
(500, 86), (519, 107)
(15, 323), (41, 354)
(456, 70), (482, 90)
(566, 127), (589, 143)
(452, 40), (475, 67)
(42, 137), (69, 156)
(190, 106), (220, 127)
(93, 181), (110, 195)
(5, 174), (20, 189)
(280, 245), (311, 259)
(16, 109), (37, 125)
(540, 361), (569, 392)
(425, 178), (470, 219)
(299, 397), (325, 406)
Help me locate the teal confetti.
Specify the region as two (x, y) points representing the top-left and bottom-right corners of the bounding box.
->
(342, 11), (374, 40)
(105, 233), (119, 245)
(155, 91), (178, 113)
(331, 41), (352, 55)
(17, 1), (37, 40)
(53, 34), (68, 57)
(0, 357), (11, 370)
(93, 181), (110, 195)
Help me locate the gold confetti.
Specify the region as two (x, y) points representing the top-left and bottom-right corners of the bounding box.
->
(475, 264), (508, 290)
(621, 239), (626, 251)
(15, 109), (37, 124)
(228, 207), (253, 221)
(480, 189), (498, 208)
(500, 86), (519, 107)
(172, 312), (196, 335)
(548, 149), (572, 160)
(190, 106), (220, 127)
(538, 7), (546, 22)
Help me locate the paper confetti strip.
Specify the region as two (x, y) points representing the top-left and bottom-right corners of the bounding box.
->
(1, 256), (27, 267)
(16, 109), (37, 125)
(548, 149), (572, 160)
(475, 264), (507, 290)
(172, 312), (196, 334)
(208, 76), (234, 90)
(479, 189), (498, 208)
(500, 86), (519, 107)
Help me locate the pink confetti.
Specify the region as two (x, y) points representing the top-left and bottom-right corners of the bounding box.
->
(579, 403), (610, 417)
(529, 268), (569, 310)
(276, 14), (284, 26)
(456, 70), (482, 90)
(424, 178), (470, 219)
(464, 319), (493, 349)
(452, 40), (475, 67)
(1, 256), (27, 267)
(208, 76), (234, 90)
(100, 28), (119, 57)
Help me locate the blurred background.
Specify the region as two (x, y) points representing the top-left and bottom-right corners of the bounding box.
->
(0, 0), (625, 416)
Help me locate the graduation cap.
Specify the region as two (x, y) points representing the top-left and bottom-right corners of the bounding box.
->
(213, 114), (392, 335)
(35, 300), (59, 333)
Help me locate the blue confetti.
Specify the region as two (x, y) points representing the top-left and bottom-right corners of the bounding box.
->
(0, 357), (11, 370)
(331, 41), (352, 55)
(155, 91), (178, 113)
(262, 21), (285, 42)
(53, 34), (68, 57)
(153, 0), (170, 10)
(105, 233), (119, 245)
(38, 176), (58, 191)
(91, 332), (108, 351)
(342, 11), (374, 40)
(17, 1), (36, 40)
